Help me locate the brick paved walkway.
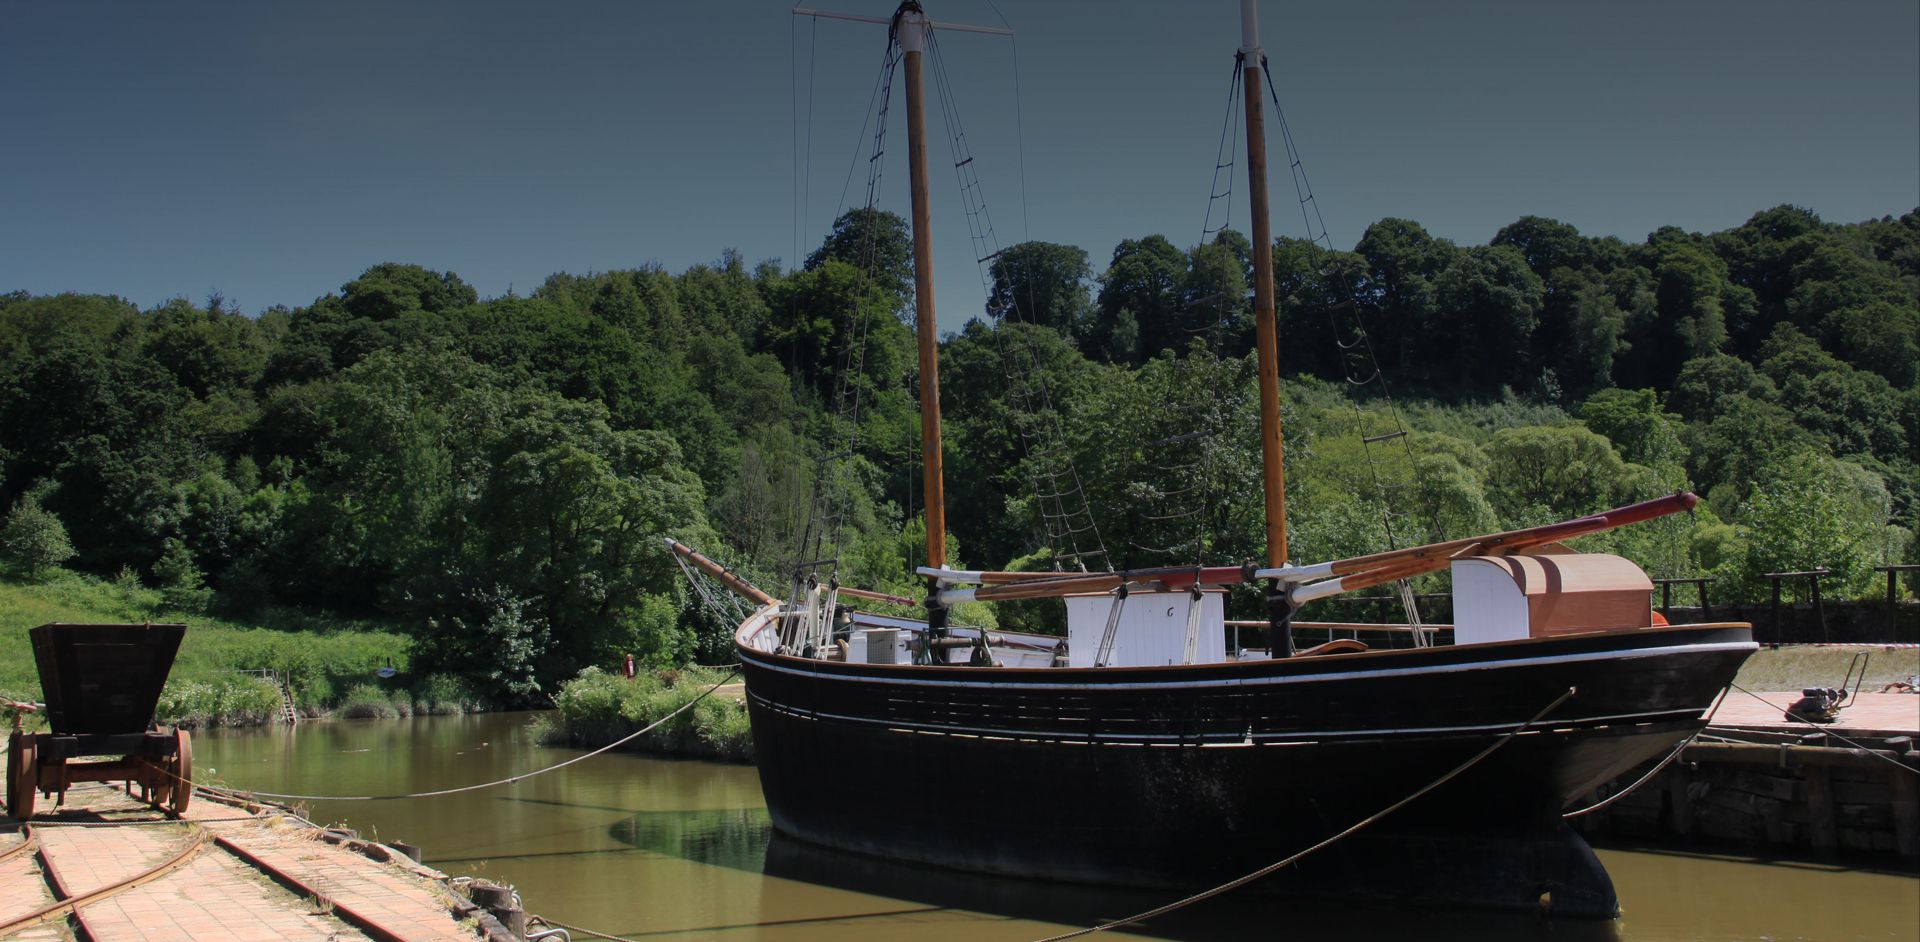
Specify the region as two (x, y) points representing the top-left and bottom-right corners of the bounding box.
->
(76, 851), (352, 942)
(0, 832), (66, 941)
(3, 788), (482, 942)
(1714, 690), (1920, 736)
(213, 826), (475, 942)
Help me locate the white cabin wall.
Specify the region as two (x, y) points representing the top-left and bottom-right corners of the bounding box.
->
(1065, 590), (1227, 667)
(1452, 559), (1533, 644)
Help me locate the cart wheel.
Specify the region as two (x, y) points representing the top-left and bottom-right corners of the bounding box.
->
(168, 729), (192, 817)
(147, 755), (172, 811)
(7, 732), (36, 821)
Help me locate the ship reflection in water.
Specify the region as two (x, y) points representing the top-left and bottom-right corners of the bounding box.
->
(608, 806), (1636, 942)
(194, 713), (1916, 942)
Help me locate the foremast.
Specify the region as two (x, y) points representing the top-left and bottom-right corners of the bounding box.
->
(1240, 0), (1295, 657)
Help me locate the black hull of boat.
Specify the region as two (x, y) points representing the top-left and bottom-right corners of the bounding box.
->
(737, 623), (1755, 917)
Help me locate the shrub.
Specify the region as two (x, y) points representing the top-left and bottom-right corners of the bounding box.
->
(0, 499), (75, 580)
(547, 665), (751, 761)
(155, 675), (282, 728)
(337, 683), (399, 720)
(412, 673), (480, 715)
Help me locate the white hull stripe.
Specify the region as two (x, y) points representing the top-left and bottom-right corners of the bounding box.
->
(747, 690), (1703, 743)
(742, 640), (1757, 693)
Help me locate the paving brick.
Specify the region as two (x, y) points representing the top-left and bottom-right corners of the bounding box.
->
(4, 787), (481, 942)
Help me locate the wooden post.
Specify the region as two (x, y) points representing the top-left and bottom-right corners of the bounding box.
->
(899, 4), (945, 576)
(1666, 766), (1695, 839)
(1805, 765), (1838, 851)
(1809, 571), (1828, 642)
(1892, 767), (1918, 859)
(1241, 1), (1286, 571)
(1890, 567), (1900, 634)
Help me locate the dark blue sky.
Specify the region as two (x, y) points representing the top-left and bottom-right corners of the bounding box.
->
(4, 1), (1915, 332)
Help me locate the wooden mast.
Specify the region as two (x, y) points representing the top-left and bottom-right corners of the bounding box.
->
(896, 2), (949, 630)
(1242, 0), (1285, 571)
(1241, 0), (1295, 657)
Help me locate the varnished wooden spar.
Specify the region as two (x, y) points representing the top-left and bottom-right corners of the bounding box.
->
(1283, 492), (1698, 605)
(1242, 0), (1287, 570)
(932, 493), (1699, 606)
(664, 538), (917, 609)
(940, 565), (1248, 604)
(900, 4), (947, 576)
(1315, 492), (1695, 579)
(838, 586), (919, 606)
(663, 538), (776, 606)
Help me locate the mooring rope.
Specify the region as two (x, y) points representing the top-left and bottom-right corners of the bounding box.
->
(1727, 682), (1919, 777)
(1030, 686), (1578, 942)
(529, 915), (644, 942)
(194, 667), (742, 803)
(1561, 683), (1731, 819)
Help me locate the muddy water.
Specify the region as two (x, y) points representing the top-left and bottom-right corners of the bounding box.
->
(194, 712), (1918, 942)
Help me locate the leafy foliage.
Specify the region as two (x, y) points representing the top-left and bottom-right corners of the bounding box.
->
(2, 203), (1914, 702)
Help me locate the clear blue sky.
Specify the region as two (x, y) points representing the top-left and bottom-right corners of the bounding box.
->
(4, 1), (1915, 333)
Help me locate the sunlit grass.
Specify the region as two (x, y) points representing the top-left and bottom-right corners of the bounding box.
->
(1, 571), (416, 723)
(1734, 643), (1919, 693)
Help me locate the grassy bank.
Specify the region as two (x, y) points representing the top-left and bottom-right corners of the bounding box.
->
(544, 666), (751, 762)
(1, 572), (478, 727)
(1734, 644), (1919, 693)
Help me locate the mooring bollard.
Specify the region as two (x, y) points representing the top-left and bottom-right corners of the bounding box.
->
(469, 880), (529, 941)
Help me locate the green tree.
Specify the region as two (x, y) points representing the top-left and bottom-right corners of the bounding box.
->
(987, 241), (1094, 337)
(1481, 424), (1639, 523)
(1094, 235), (1187, 364)
(153, 537), (210, 612)
(805, 208), (913, 310)
(1722, 453), (1897, 600)
(1578, 388), (1685, 474)
(0, 497), (75, 579)
(1431, 245), (1544, 391)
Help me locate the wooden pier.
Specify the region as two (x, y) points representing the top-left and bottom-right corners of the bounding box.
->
(1577, 688), (1920, 860)
(1, 783), (521, 942)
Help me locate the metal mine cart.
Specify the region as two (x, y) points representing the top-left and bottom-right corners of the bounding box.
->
(5, 623), (192, 820)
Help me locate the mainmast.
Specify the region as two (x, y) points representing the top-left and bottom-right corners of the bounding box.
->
(896, 2), (946, 584)
(893, 1), (953, 642)
(1240, 0), (1295, 657)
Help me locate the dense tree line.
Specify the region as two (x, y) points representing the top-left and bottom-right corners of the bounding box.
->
(2, 204), (1914, 697)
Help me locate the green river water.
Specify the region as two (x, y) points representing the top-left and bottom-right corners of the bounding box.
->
(193, 711), (1918, 942)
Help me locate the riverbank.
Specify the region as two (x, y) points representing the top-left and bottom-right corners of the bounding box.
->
(543, 665), (753, 762)
(0, 573), (478, 728)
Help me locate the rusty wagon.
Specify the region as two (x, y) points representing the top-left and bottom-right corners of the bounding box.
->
(5, 623), (192, 820)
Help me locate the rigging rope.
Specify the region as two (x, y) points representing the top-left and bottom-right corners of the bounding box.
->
(1255, 54), (1439, 629)
(1031, 686), (1578, 941)
(925, 26), (1110, 573)
(790, 31), (901, 601)
(192, 668), (741, 803)
(1727, 682), (1920, 777)
(1562, 684), (1729, 818)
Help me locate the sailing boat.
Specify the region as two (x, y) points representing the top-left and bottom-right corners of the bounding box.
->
(671, 0), (1755, 918)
